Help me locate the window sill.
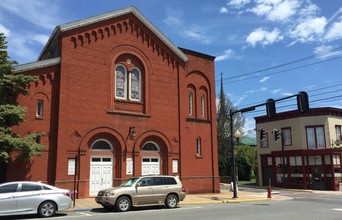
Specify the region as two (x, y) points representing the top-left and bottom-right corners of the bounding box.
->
(35, 116), (44, 120)
(107, 110), (151, 118)
(115, 99), (143, 105)
(195, 155), (203, 159)
(186, 117), (211, 123)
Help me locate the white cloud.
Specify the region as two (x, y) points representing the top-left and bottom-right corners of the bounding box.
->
(0, 0), (61, 29)
(246, 27), (284, 47)
(325, 18), (342, 41)
(246, 87), (268, 94)
(281, 92), (294, 96)
(224, 0), (342, 48)
(290, 17), (327, 43)
(31, 34), (49, 45)
(7, 35), (38, 63)
(228, 0), (251, 9)
(0, 24), (11, 36)
(163, 9), (184, 27)
(163, 7), (212, 44)
(314, 45), (342, 59)
(219, 7), (228, 14)
(259, 76), (270, 83)
(234, 94), (247, 106)
(215, 49), (235, 61)
(248, 0), (300, 22)
(5, 32), (49, 63)
(184, 25), (213, 44)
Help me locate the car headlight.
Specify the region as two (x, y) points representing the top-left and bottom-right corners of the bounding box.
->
(105, 191), (115, 196)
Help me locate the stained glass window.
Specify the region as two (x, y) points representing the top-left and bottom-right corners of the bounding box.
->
(115, 65), (127, 99)
(130, 68), (141, 101)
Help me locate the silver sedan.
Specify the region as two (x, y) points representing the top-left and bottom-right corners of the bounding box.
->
(0, 181), (72, 218)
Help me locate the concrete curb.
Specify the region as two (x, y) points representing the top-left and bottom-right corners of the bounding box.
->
(180, 198), (271, 205)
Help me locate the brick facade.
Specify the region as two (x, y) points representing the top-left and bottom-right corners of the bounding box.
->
(7, 6), (220, 197)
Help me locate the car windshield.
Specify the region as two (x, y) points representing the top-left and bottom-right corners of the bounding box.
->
(120, 178), (139, 187)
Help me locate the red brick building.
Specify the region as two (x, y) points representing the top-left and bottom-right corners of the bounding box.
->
(7, 6), (220, 197)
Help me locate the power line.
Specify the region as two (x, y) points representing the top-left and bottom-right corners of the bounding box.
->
(217, 46), (342, 84)
(221, 56), (342, 84)
(237, 84), (342, 108)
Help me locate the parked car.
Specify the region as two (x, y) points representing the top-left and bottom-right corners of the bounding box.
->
(95, 175), (186, 212)
(0, 181), (72, 218)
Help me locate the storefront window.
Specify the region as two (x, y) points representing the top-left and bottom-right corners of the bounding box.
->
(333, 155), (341, 184)
(289, 156), (303, 184)
(276, 157), (287, 183)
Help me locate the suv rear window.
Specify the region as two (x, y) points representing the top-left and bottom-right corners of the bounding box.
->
(152, 177), (177, 185)
(165, 177), (177, 185)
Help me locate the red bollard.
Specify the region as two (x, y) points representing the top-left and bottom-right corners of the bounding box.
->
(267, 186), (272, 198)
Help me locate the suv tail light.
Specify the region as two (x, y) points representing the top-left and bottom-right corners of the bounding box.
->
(182, 186), (186, 192)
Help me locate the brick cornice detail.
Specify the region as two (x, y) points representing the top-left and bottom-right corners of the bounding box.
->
(69, 18), (180, 70)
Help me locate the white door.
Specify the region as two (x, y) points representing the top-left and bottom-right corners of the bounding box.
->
(89, 157), (113, 196)
(142, 157), (160, 175)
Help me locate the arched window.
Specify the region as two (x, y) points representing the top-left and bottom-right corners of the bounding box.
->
(115, 64), (142, 102)
(200, 94), (205, 117)
(142, 142), (160, 152)
(91, 140), (112, 151)
(189, 92), (194, 116)
(196, 137), (202, 156)
(130, 67), (141, 101)
(115, 64), (127, 99)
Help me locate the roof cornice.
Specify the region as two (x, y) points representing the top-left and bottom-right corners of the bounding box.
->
(38, 6), (188, 62)
(13, 57), (60, 73)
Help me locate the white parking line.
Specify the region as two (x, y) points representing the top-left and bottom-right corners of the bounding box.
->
(76, 211), (93, 216)
(332, 208), (342, 211)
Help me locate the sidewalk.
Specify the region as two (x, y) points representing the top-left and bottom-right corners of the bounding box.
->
(68, 185), (284, 211)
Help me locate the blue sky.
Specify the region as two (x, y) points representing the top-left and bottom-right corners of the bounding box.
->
(1, 0), (342, 134)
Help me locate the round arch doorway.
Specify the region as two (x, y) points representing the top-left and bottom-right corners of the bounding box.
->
(89, 139), (113, 196)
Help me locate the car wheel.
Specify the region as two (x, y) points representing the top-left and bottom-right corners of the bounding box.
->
(116, 196), (131, 212)
(38, 201), (56, 217)
(165, 194), (178, 208)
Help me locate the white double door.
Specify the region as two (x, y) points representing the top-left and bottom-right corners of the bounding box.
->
(142, 157), (160, 175)
(89, 156), (113, 196)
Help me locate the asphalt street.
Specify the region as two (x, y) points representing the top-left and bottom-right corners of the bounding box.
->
(2, 188), (342, 220)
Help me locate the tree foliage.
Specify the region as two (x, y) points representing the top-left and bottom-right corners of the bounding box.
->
(0, 32), (45, 163)
(217, 74), (245, 178)
(236, 145), (257, 181)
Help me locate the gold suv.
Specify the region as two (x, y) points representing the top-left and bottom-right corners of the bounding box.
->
(95, 175), (186, 212)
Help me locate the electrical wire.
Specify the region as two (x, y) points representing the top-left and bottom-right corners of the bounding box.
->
(217, 46), (342, 84)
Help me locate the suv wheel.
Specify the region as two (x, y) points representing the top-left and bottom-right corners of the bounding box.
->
(165, 194), (178, 208)
(116, 196), (131, 212)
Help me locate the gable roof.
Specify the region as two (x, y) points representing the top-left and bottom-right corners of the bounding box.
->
(38, 6), (188, 62)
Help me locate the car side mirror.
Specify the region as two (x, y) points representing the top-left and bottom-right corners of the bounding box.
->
(135, 183), (140, 188)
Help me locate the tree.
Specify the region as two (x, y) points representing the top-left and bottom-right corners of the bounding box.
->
(235, 145), (257, 181)
(217, 73), (245, 180)
(0, 32), (45, 164)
